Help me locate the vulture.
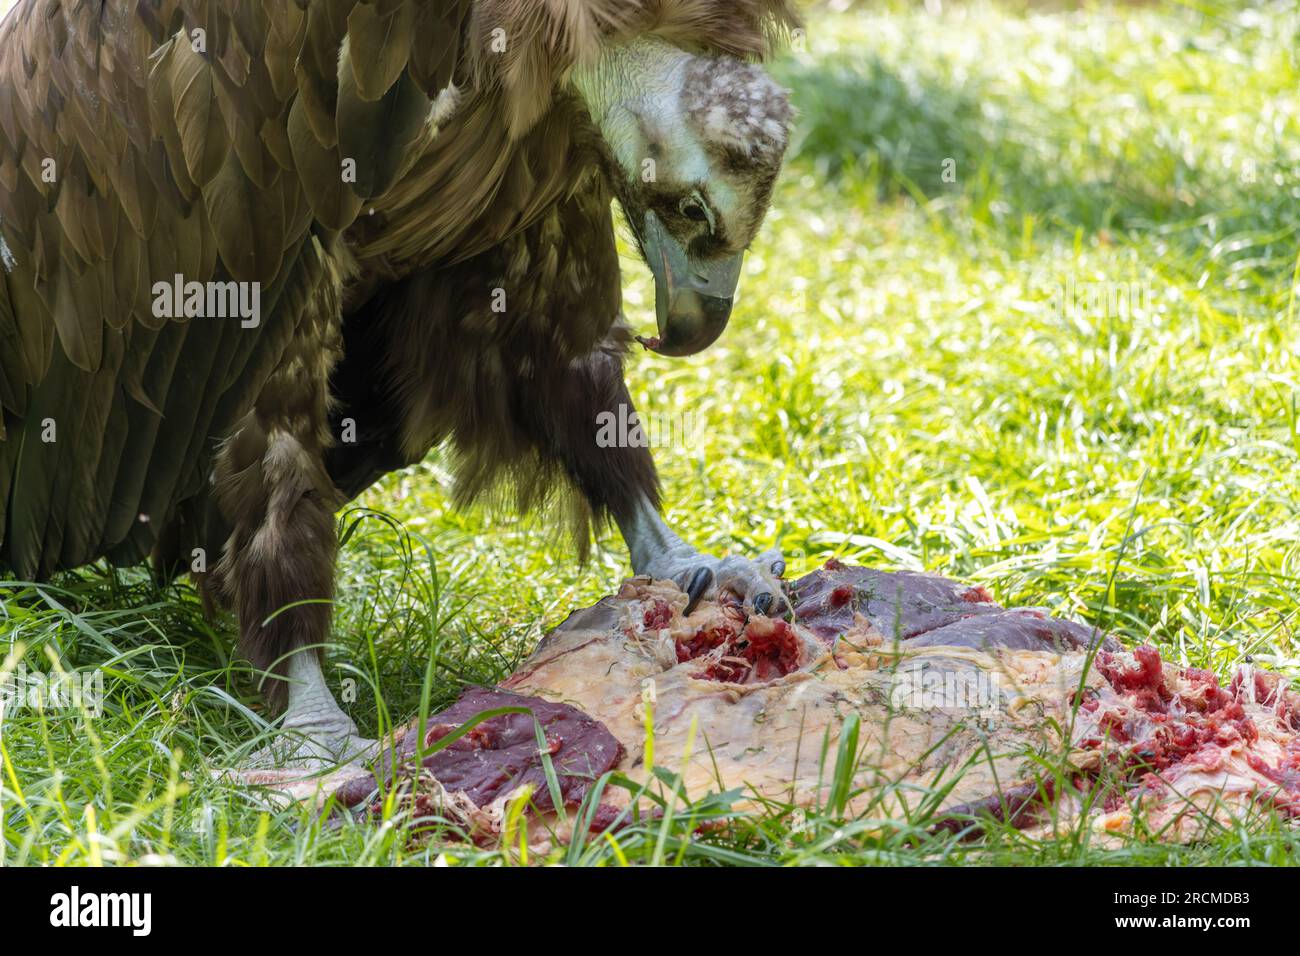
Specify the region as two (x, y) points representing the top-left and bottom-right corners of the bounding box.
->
(0, 0), (798, 766)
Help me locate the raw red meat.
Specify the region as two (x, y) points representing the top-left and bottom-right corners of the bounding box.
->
(335, 689), (624, 831)
(792, 561), (1117, 653)
(1072, 645), (1300, 828)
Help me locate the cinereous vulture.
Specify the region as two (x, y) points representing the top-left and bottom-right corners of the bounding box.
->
(0, 0), (798, 766)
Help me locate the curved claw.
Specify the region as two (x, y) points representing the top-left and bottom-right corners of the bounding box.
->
(684, 566), (715, 615)
(753, 592), (774, 616)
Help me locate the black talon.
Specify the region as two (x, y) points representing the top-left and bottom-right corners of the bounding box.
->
(771, 559), (786, 578)
(753, 592), (774, 617)
(684, 567), (714, 615)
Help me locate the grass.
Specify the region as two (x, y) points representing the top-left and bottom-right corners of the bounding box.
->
(3, 0), (1300, 866)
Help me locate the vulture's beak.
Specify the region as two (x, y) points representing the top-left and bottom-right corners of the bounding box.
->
(637, 211), (744, 357)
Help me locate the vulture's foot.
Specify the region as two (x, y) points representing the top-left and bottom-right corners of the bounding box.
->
(618, 495), (790, 617)
(643, 545), (790, 617)
(242, 709), (376, 772)
(220, 650), (377, 798)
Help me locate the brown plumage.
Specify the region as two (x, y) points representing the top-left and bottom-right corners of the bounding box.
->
(0, 0), (798, 708)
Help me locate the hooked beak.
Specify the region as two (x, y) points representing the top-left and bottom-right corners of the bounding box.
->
(636, 211), (744, 357)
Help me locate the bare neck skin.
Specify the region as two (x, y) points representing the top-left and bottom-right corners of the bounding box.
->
(570, 37), (704, 180)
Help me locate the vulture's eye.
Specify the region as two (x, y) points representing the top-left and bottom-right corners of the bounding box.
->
(680, 198), (709, 223)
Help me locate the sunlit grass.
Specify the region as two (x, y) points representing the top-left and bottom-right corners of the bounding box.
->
(3, 0), (1299, 866)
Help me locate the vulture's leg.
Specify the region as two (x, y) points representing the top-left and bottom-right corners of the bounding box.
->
(209, 272), (374, 772)
(525, 336), (787, 616)
(268, 646), (374, 767)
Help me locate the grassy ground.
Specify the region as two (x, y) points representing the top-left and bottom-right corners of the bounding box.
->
(3, 0), (1299, 866)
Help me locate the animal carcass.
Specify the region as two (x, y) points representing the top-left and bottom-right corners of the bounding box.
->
(283, 562), (1300, 845)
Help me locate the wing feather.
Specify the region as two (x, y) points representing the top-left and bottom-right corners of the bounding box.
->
(336, 67), (429, 200)
(346, 0), (414, 102)
(408, 0), (466, 96)
(100, 320), (189, 548)
(49, 255), (105, 370)
(44, 331), (126, 571)
(0, 271), (26, 418)
(6, 254), (56, 384)
(201, 153), (285, 283)
(146, 36), (200, 204)
(170, 38), (231, 188)
(6, 345), (79, 576)
(294, 0), (354, 148)
(59, 335), (128, 567)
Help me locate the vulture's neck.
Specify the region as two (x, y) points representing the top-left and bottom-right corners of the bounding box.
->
(571, 37), (694, 177)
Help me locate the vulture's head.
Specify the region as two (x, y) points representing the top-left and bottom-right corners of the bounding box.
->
(573, 39), (793, 356)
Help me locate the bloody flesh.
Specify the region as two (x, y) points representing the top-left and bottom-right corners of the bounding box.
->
(673, 610), (804, 683)
(1075, 645), (1300, 815)
(311, 561), (1300, 846)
